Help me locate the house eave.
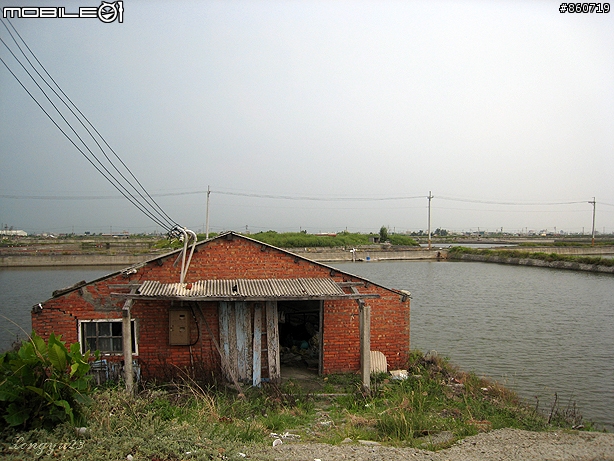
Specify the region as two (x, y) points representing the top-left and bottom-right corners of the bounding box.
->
(110, 293), (379, 302)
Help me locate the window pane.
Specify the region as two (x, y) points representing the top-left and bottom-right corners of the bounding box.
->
(81, 320), (133, 354)
(98, 338), (111, 351)
(112, 322), (122, 336)
(98, 323), (111, 336)
(86, 337), (97, 351)
(84, 322), (97, 336)
(112, 338), (123, 352)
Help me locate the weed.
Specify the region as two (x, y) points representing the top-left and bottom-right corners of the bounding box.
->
(0, 332), (96, 430)
(0, 350), (591, 459)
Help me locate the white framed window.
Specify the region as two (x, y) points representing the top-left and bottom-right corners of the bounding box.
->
(78, 319), (138, 355)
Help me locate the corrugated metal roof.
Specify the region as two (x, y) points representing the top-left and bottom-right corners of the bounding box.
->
(137, 278), (347, 300)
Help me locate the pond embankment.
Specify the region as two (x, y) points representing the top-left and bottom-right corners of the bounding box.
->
(0, 246), (446, 266)
(289, 246), (445, 262)
(448, 247), (614, 274)
(0, 254), (154, 267)
(0, 238), (161, 267)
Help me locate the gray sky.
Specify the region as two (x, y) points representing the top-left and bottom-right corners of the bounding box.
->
(1, 0), (613, 236)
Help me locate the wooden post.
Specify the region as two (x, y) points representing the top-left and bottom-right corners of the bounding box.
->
(197, 303), (244, 397)
(266, 301), (280, 383)
(252, 304), (262, 387)
(359, 303), (371, 391)
(122, 291), (135, 394)
(351, 286), (371, 391)
(235, 302), (251, 381)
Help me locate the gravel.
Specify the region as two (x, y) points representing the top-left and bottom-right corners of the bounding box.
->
(244, 428), (614, 461)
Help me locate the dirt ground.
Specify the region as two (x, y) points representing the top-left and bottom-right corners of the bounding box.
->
(244, 428), (614, 461)
(249, 367), (614, 461)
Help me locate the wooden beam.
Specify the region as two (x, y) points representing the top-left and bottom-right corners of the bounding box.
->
(235, 302), (250, 382)
(196, 302), (244, 397)
(351, 286), (371, 391)
(252, 304), (262, 387)
(122, 287), (137, 394)
(359, 304), (371, 391)
(266, 301), (280, 384)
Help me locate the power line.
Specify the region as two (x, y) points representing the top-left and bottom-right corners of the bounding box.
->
(2, 19), (177, 230)
(0, 18), (178, 232)
(436, 195), (587, 206)
(0, 51), (170, 230)
(0, 189), (427, 201)
(1, 189), (601, 208)
(213, 190), (426, 201)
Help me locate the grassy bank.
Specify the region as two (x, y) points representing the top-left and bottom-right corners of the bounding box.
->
(448, 246), (614, 267)
(248, 231), (418, 248)
(154, 231), (419, 250)
(0, 351), (586, 460)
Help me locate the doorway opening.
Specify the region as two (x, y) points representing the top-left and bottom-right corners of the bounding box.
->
(278, 300), (322, 378)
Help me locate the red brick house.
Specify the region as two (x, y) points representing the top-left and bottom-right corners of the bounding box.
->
(32, 232), (410, 386)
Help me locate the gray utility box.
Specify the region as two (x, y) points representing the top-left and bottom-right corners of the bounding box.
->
(169, 308), (191, 345)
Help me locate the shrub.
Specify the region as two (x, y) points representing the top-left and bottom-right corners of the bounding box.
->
(0, 332), (96, 430)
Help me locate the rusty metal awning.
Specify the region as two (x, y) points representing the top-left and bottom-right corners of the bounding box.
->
(111, 278), (379, 302)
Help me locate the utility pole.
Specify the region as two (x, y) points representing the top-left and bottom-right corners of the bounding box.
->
(589, 197), (596, 246)
(205, 185), (211, 239)
(427, 191), (433, 250)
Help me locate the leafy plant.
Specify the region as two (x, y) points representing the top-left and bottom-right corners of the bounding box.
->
(0, 332), (97, 430)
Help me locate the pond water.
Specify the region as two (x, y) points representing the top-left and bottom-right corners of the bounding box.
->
(1, 261), (612, 430)
(0, 266), (123, 351)
(331, 260), (614, 431)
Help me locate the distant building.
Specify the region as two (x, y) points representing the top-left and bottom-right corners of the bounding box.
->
(0, 229), (27, 237)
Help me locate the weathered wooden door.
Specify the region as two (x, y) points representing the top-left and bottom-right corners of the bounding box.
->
(218, 301), (280, 385)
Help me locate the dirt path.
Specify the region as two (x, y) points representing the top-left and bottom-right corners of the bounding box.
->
(244, 428), (614, 461)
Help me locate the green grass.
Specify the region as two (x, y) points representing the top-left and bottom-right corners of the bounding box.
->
(155, 231), (418, 250)
(249, 231), (418, 248)
(0, 351), (590, 460)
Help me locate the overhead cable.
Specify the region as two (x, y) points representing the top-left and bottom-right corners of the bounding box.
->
(436, 196), (588, 206)
(0, 18), (178, 231)
(0, 51), (170, 230)
(213, 190), (426, 201)
(2, 19), (177, 229)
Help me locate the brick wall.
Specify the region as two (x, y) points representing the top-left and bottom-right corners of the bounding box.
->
(33, 234), (410, 379)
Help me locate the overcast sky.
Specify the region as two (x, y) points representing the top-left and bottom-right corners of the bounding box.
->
(1, 0), (613, 236)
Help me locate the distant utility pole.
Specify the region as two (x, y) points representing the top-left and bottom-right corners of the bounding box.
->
(427, 191), (433, 250)
(205, 185), (211, 239)
(589, 197), (596, 246)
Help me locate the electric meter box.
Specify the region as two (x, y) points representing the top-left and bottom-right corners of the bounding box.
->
(169, 308), (191, 345)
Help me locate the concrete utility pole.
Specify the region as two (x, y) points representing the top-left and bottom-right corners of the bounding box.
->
(589, 197), (596, 246)
(427, 191), (433, 250)
(205, 185), (211, 239)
